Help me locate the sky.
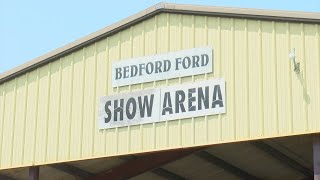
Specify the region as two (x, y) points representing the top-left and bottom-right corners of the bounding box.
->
(0, 0), (319, 74)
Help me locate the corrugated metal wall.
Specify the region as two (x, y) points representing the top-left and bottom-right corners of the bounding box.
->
(0, 13), (319, 169)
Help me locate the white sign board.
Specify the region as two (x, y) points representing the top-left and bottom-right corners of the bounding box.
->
(112, 47), (213, 87)
(98, 78), (225, 129)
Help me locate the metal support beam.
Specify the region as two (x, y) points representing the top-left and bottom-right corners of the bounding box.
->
(195, 151), (259, 180)
(49, 163), (94, 179)
(29, 166), (39, 180)
(87, 147), (202, 180)
(152, 168), (186, 180)
(0, 174), (14, 180)
(251, 141), (313, 177)
(314, 135), (320, 180)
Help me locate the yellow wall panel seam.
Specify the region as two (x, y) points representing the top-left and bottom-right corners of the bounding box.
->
(219, 16), (226, 139)
(272, 21), (280, 135)
(91, 43), (98, 157)
(31, 69), (40, 165)
(55, 59), (63, 161)
(115, 126), (119, 155)
(57, 55), (72, 160)
(217, 17), (222, 77)
(70, 50), (84, 159)
(232, 18), (236, 140)
(142, 20), (146, 56)
(0, 82), (8, 167)
(140, 123), (143, 151)
(48, 60), (62, 160)
(118, 31), (122, 61)
(20, 73), (29, 164)
(130, 26), (134, 74)
(166, 13), (170, 51)
(245, 19), (250, 138)
(44, 63), (52, 162)
(9, 78), (18, 166)
(67, 53), (74, 159)
(259, 20), (265, 136)
(83, 44), (97, 156)
(80, 48), (86, 157)
(93, 40), (108, 155)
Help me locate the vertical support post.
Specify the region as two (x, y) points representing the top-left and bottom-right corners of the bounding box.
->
(314, 135), (320, 180)
(29, 166), (39, 180)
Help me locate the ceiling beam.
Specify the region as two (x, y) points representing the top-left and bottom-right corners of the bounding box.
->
(87, 147), (202, 180)
(251, 141), (313, 177)
(151, 168), (186, 180)
(195, 151), (259, 180)
(49, 163), (94, 179)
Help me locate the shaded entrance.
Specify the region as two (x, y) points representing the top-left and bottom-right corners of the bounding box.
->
(1, 134), (318, 180)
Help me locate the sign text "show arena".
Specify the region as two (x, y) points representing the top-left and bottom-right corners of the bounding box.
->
(98, 79), (225, 129)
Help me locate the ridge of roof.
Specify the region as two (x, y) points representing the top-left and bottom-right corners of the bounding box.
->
(1, 2), (319, 84)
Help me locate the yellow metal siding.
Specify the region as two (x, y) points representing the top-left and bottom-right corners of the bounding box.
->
(1, 80), (16, 167)
(93, 39), (108, 157)
(0, 13), (320, 169)
(0, 85), (4, 166)
(23, 70), (38, 165)
(207, 16), (222, 143)
(306, 24), (320, 131)
(248, 20), (263, 138)
(70, 50), (85, 160)
(234, 19), (249, 140)
(57, 54), (73, 161)
(35, 64), (50, 164)
(12, 75), (27, 166)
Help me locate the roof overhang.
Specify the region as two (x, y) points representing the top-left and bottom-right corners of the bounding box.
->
(0, 134), (315, 179)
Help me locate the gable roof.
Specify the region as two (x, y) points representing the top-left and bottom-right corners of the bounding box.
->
(1, 2), (319, 84)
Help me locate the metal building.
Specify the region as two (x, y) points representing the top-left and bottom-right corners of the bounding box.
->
(0, 3), (320, 180)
